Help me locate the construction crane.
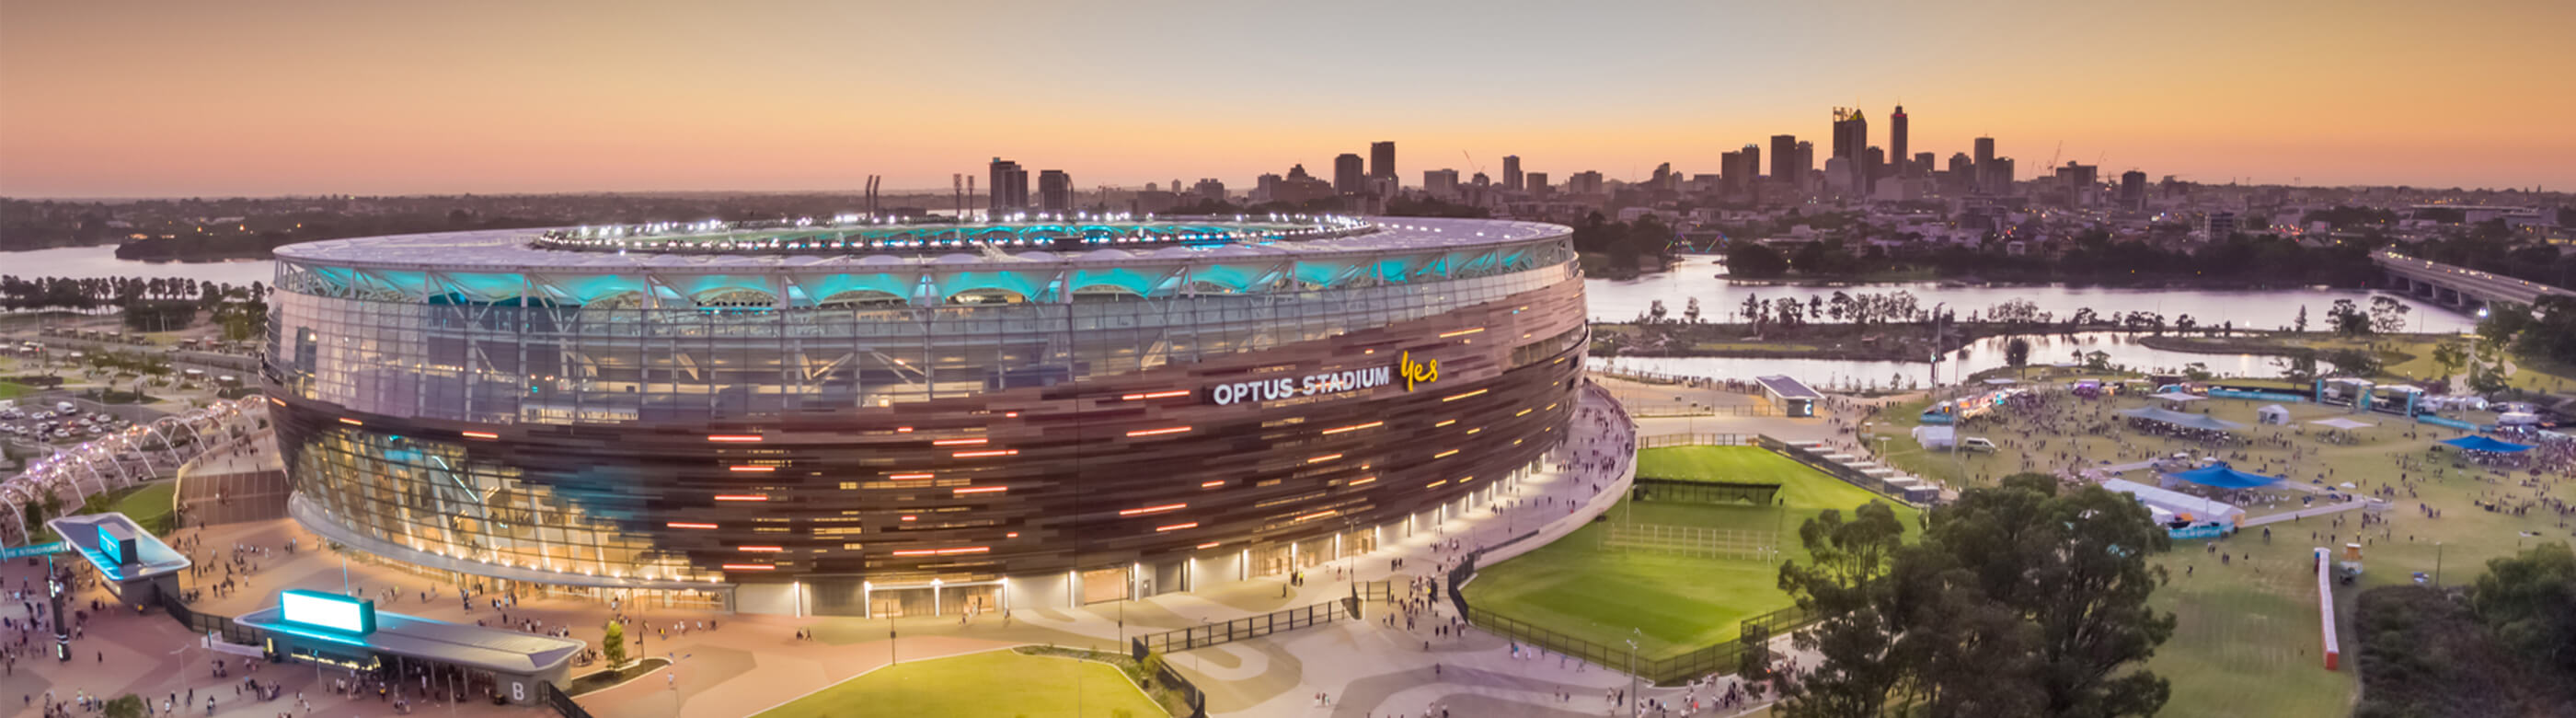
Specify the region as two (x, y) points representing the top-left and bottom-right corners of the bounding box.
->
(1460, 150), (1484, 176)
(2046, 140), (2063, 170)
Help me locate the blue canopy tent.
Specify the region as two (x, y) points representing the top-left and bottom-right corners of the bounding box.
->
(2164, 463), (2282, 490)
(2440, 435), (2532, 453)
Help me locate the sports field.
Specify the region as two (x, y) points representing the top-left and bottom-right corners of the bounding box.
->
(1465, 446), (1922, 659)
(753, 649), (1167, 718)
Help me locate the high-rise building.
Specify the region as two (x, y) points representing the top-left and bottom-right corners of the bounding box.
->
(2121, 170), (2148, 210)
(1719, 151), (1748, 193)
(1864, 146), (1886, 194)
(1795, 142), (1814, 187)
(1423, 168), (1461, 198)
(1501, 156), (1523, 191)
(1769, 134), (1800, 187)
(1741, 144), (1761, 191)
(1369, 141), (1397, 181)
(1913, 152), (1935, 179)
(1984, 156), (2015, 194)
(1526, 172), (1549, 194)
(1191, 178), (1225, 203)
(1568, 170), (1604, 195)
(1946, 153), (1975, 194)
(2203, 211), (2237, 239)
(1334, 153), (1365, 194)
(1972, 137), (1996, 191)
(1038, 169), (1072, 212)
(1891, 105), (1909, 175)
(988, 158), (1029, 214)
(1831, 108), (1868, 161)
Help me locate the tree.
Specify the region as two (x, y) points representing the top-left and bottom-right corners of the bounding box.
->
(103, 695), (145, 718)
(1683, 296), (1702, 323)
(1776, 503), (1912, 718)
(2275, 352), (2321, 385)
(2472, 543), (2576, 672)
(1728, 242), (1790, 278)
(2183, 362), (2213, 382)
(1926, 475), (2174, 717)
(2325, 347), (2383, 376)
(2431, 342), (2470, 382)
(2329, 298), (2373, 336)
(604, 620), (628, 670)
(2294, 305), (2309, 332)
(2369, 295), (2412, 334)
(2005, 337), (2031, 377)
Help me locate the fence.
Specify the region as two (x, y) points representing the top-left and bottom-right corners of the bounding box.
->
(1131, 598), (1353, 654)
(1758, 434), (1927, 506)
(158, 589), (260, 645)
(539, 682), (597, 718)
(1639, 433), (1752, 448)
(1629, 476), (1778, 505)
(1126, 639), (1211, 718)
(1601, 523), (1777, 562)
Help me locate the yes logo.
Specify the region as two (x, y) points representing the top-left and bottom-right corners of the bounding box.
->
(1400, 351), (1440, 390)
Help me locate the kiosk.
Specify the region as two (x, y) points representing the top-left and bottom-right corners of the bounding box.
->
(43, 512), (189, 608)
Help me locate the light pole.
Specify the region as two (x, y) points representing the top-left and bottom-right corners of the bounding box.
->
(2433, 542), (2444, 587)
(1626, 629), (1642, 717)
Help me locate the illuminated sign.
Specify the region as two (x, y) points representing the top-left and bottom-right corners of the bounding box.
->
(1399, 351), (1439, 390)
(1211, 365), (1394, 406)
(279, 589), (376, 635)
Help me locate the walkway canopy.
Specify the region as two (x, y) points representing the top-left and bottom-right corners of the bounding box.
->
(2309, 417), (2375, 430)
(2117, 406), (2248, 432)
(2149, 391), (2205, 402)
(2164, 462), (2282, 490)
(2441, 435), (2532, 453)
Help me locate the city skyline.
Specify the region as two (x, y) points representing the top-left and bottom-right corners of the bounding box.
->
(4, 0), (2573, 198)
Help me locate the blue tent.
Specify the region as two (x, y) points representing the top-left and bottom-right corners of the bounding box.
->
(2165, 463), (2281, 490)
(2441, 435), (2532, 453)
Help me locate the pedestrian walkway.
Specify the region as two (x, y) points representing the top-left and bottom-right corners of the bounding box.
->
(2245, 499), (2374, 527)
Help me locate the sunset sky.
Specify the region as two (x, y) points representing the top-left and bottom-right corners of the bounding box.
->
(4, 0), (2571, 198)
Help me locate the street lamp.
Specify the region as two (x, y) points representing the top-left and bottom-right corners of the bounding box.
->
(1626, 629), (1642, 717)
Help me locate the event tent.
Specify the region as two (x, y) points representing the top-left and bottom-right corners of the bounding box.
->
(2257, 405), (2292, 424)
(2164, 462), (2282, 490)
(2150, 391), (2206, 402)
(2440, 435), (2533, 453)
(2310, 417), (2375, 430)
(2116, 406), (2248, 432)
(2102, 478), (2246, 525)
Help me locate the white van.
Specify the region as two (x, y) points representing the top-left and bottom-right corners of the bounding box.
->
(1961, 436), (2000, 453)
(55, 401), (76, 414)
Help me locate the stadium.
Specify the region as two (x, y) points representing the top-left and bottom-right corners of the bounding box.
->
(263, 214), (1587, 615)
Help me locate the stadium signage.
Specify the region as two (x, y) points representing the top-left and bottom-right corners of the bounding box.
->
(1207, 352), (1440, 405)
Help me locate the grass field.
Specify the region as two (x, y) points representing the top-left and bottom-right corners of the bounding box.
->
(753, 649), (1166, 718)
(1860, 390), (2574, 717)
(1466, 446), (1922, 659)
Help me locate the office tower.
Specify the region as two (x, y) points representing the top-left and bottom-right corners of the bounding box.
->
(1472, 171), (1491, 188)
(1972, 136), (1996, 191)
(1719, 151), (1746, 193)
(1502, 156), (1523, 191)
(2121, 170), (2147, 210)
(1795, 142), (1814, 186)
(1192, 178), (1226, 202)
(1423, 168), (1461, 197)
(1890, 106), (1908, 176)
(1569, 170), (1604, 194)
(1831, 108), (1868, 161)
(1984, 156), (2015, 193)
(988, 157), (1029, 214)
(1865, 146), (1886, 194)
(1334, 153), (1364, 194)
(1742, 144), (1761, 190)
(1370, 141), (1397, 180)
(1913, 152), (1935, 179)
(1946, 153), (1974, 194)
(1526, 172), (1549, 193)
(1254, 173), (1283, 203)
(1038, 169), (1072, 212)
(1769, 134), (1800, 187)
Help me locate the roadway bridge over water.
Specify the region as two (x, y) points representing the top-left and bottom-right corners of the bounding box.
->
(2372, 251), (2576, 312)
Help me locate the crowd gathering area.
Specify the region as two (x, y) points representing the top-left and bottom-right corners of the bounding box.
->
(1870, 383), (2573, 718)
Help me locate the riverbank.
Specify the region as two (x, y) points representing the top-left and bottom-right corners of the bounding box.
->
(1593, 320), (2228, 363)
(2137, 331), (2576, 395)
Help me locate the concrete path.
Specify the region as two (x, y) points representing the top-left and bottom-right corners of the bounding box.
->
(2245, 500), (2373, 527)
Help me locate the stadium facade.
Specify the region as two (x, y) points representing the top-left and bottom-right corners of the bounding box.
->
(264, 215), (1585, 615)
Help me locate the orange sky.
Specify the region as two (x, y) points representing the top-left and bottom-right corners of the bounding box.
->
(3, 0), (2571, 197)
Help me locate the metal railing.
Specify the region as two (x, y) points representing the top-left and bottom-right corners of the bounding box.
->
(158, 589), (260, 645)
(1639, 433), (1752, 448)
(1132, 599), (1351, 654)
(539, 682), (596, 718)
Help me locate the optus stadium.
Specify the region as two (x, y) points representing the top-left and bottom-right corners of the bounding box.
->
(265, 214), (1586, 615)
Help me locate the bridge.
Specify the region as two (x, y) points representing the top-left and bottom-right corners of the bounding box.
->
(2371, 251), (2576, 312)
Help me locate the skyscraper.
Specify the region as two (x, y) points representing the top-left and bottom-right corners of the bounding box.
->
(1913, 152), (1935, 179)
(1038, 169), (1072, 212)
(1831, 108), (1867, 161)
(1720, 150), (1747, 193)
(1972, 137), (1996, 192)
(1769, 134), (1800, 187)
(2121, 170), (2148, 210)
(1795, 142), (1814, 185)
(1334, 153), (1365, 194)
(1742, 144), (1761, 192)
(1501, 156), (1523, 191)
(1525, 172), (1549, 193)
(988, 157), (1029, 214)
(1369, 141), (1397, 181)
(1890, 105), (1909, 177)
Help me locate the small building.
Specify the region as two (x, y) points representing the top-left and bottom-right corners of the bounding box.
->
(1755, 375), (1822, 417)
(236, 591), (585, 706)
(45, 512), (190, 608)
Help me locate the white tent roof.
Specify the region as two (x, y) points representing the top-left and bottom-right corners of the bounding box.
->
(2309, 417), (2375, 430)
(2150, 391), (2205, 402)
(2101, 479), (2244, 522)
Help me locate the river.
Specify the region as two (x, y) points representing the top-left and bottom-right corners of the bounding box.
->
(1590, 255), (2475, 333)
(0, 245), (275, 287)
(1587, 255), (2478, 388)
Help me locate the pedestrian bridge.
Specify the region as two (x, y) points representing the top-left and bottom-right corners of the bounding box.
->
(2373, 251), (2576, 311)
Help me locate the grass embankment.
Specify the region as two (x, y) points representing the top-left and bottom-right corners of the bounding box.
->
(753, 649), (1167, 718)
(1466, 446), (1920, 659)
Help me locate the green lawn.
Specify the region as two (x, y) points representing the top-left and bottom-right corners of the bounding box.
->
(1862, 390), (2572, 717)
(111, 481), (177, 531)
(1468, 446), (1922, 659)
(753, 650), (1166, 718)
(0, 381), (30, 400)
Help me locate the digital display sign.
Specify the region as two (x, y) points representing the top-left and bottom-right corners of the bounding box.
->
(279, 589), (376, 634)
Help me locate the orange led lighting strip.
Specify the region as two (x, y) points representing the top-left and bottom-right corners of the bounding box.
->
(953, 486), (1007, 495)
(707, 434), (764, 443)
(713, 494), (769, 502)
(668, 522), (718, 529)
(460, 431), (498, 440)
(728, 466), (776, 472)
(720, 564), (776, 571)
(1120, 390), (1191, 400)
(887, 472), (934, 481)
(931, 438), (987, 446)
(738, 546), (782, 552)
(1156, 522), (1199, 532)
(953, 449), (1018, 457)
(1126, 426), (1191, 437)
(1119, 503), (1187, 516)
(1321, 421), (1384, 435)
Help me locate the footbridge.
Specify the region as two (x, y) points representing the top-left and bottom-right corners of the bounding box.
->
(2373, 251), (2576, 311)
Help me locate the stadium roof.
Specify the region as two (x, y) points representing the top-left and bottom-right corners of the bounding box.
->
(236, 603), (583, 675)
